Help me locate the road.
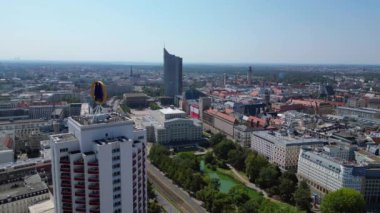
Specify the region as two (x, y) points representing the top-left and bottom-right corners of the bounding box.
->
(154, 189), (179, 213)
(147, 161), (208, 213)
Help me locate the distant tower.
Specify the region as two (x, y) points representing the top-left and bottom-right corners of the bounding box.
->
(247, 66), (253, 85)
(265, 89), (271, 110)
(163, 48), (183, 98)
(130, 66), (133, 77)
(223, 73), (227, 87)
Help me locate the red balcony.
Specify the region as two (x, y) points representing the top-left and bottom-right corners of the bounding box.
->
(88, 177), (99, 182)
(75, 199), (86, 204)
(76, 207), (86, 212)
(89, 193), (99, 198)
(61, 176), (70, 180)
(60, 160), (70, 165)
(74, 160), (84, 165)
(62, 198), (72, 204)
(74, 176), (85, 181)
(61, 190), (71, 196)
(89, 199), (100, 205)
(74, 184), (85, 189)
(74, 168), (84, 173)
(75, 191), (85, 197)
(88, 184), (99, 190)
(88, 168), (98, 174)
(88, 161), (98, 166)
(60, 168), (70, 172)
(63, 206), (72, 211)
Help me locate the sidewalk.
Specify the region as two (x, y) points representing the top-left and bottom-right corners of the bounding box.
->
(226, 164), (278, 203)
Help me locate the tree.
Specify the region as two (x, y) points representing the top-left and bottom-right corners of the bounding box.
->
(213, 139), (236, 160)
(227, 148), (246, 171)
(278, 172), (298, 203)
(204, 152), (216, 165)
(245, 154), (268, 182)
(321, 188), (365, 213)
(210, 178), (221, 190)
(278, 177), (297, 203)
(228, 185), (250, 207)
(256, 165), (280, 189)
(239, 199), (260, 213)
(211, 193), (234, 213)
(293, 180), (312, 212)
(210, 133), (225, 146)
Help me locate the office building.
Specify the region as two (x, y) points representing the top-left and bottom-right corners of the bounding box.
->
(298, 147), (380, 208)
(143, 107), (202, 146)
(50, 113), (147, 213)
(123, 93), (149, 109)
(247, 66), (252, 85)
(163, 48), (183, 98)
(251, 131), (326, 170)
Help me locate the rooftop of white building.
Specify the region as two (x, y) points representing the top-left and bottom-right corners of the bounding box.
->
(71, 113), (131, 126)
(253, 131), (326, 146)
(160, 107), (185, 115)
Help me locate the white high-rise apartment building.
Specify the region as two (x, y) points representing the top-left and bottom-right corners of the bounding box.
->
(50, 113), (147, 213)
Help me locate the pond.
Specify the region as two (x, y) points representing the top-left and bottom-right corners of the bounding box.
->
(200, 160), (239, 193)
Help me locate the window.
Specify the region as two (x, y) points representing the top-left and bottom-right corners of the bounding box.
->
(113, 171), (120, 176)
(113, 186), (121, 191)
(113, 179), (121, 184)
(113, 163), (120, 169)
(112, 148), (120, 153)
(60, 148), (68, 153)
(113, 156), (120, 161)
(114, 194), (121, 199)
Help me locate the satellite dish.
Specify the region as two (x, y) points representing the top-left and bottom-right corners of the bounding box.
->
(90, 81), (108, 105)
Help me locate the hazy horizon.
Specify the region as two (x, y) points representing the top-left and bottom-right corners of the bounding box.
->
(1, 0), (380, 65)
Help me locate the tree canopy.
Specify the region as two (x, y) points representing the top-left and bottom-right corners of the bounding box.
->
(321, 188), (365, 213)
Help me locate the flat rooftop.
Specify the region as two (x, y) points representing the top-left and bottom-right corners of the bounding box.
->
(253, 131), (325, 146)
(160, 108), (185, 115)
(71, 113), (131, 126)
(0, 177), (48, 203)
(51, 133), (77, 143)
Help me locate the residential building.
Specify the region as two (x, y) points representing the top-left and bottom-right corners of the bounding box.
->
(50, 113), (147, 213)
(0, 174), (50, 213)
(163, 48), (182, 98)
(336, 106), (380, 120)
(251, 131), (326, 170)
(203, 109), (238, 138)
(233, 125), (253, 147)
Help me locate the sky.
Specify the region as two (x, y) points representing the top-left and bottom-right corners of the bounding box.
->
(0, 0), (379, 64)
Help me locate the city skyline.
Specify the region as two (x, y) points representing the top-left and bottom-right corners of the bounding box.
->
(0, 0), (380, 65)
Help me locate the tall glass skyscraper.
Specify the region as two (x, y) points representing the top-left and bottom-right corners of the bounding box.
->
(163, 48), (182, 98)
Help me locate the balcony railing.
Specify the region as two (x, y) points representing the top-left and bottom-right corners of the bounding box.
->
(75, 199), (86, 204)
(74, 184), (85, 189)
(88, 161), (98, 166)
(89, 199), (100, 205)
(89, 193), (100, 198)
(88, 184), (99, 190)
(88, 168), (98, 174)
(74, 176), (85, 181)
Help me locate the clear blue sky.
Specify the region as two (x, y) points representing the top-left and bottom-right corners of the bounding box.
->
(0, 0), (379, 64)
